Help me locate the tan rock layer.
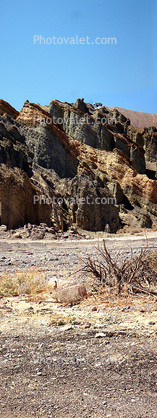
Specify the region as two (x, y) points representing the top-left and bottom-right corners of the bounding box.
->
(0, 165), (51, 229)
(0, 99), (19, 118)
(1, 99), (157, 223)
(16, 101), (157, 213)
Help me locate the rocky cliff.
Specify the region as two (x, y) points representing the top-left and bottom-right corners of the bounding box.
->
(0, 98), (157, 232)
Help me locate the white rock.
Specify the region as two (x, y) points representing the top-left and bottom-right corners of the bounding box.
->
(60, 324), (73, 331)
(95, 332), (106, 338)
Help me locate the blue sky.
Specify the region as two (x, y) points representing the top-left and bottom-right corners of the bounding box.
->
(0, 0), (157, 112)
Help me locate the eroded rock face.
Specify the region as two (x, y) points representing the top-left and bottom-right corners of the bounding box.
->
(0, 165), (51, 229)
(127, 126), (145, 147)
(16, 101), (78, 178)
(0, 98), (157, 231)
(50, 172), (120, 232)
(144, 127), (157, 163)
(17, 100), (146, 174)
(0, 119), (31, 173)
(139, 212), (152, 228)
(0, 100), (19, 119)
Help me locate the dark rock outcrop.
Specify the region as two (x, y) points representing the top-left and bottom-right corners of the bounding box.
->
(0, 98), (157, 232)
(0, 165), (51, 229)
(0, 120), (32, 173)
(50, 172), (120, 232)
(144, 127), (157, 163)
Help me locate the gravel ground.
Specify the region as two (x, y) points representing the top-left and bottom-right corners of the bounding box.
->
(0, 319), (157, 418)
(1, 232), (157, 277)
(0, 232), (157, 417)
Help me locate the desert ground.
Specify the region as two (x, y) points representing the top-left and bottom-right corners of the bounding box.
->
(0, 232), (157, 417)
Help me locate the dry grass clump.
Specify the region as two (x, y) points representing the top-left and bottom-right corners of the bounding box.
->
(49, 314), (67, 326)
(49, 311), (81, 326)
(49, 312), (70, 326)
(80, 240), (157, 296)
(0, 270), (47, 297)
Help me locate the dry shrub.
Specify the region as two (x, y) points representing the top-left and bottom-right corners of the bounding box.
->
(80, 240), (157, 295)
(49, 313), (68, 326)
(0, 270), (47, 297)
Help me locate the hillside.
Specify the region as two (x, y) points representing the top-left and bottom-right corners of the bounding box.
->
(106, 106), (157, 128)
(0, 98), (157, 233)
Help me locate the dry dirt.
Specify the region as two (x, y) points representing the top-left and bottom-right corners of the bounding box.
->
(106, 106), (157, 128)
(0, 233), (157, 418)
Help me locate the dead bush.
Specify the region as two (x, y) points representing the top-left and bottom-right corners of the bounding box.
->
(80, 240), (157, 295)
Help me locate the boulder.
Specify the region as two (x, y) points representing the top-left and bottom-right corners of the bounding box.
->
(139, 212), (152, 228)
(53, 283), (88, 305)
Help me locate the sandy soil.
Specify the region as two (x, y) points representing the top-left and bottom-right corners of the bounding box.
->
(0, 233), (157, 417)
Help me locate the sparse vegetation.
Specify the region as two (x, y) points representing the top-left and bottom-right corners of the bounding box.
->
(1, 241), (157, 301)
(80, 240), (157, 296)
(0, 270), (47, 297)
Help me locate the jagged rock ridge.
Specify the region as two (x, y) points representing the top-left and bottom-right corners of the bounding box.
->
(0, 98), (157, 232)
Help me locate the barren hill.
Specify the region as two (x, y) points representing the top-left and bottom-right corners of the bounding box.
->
(106, 106), (157, 128)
